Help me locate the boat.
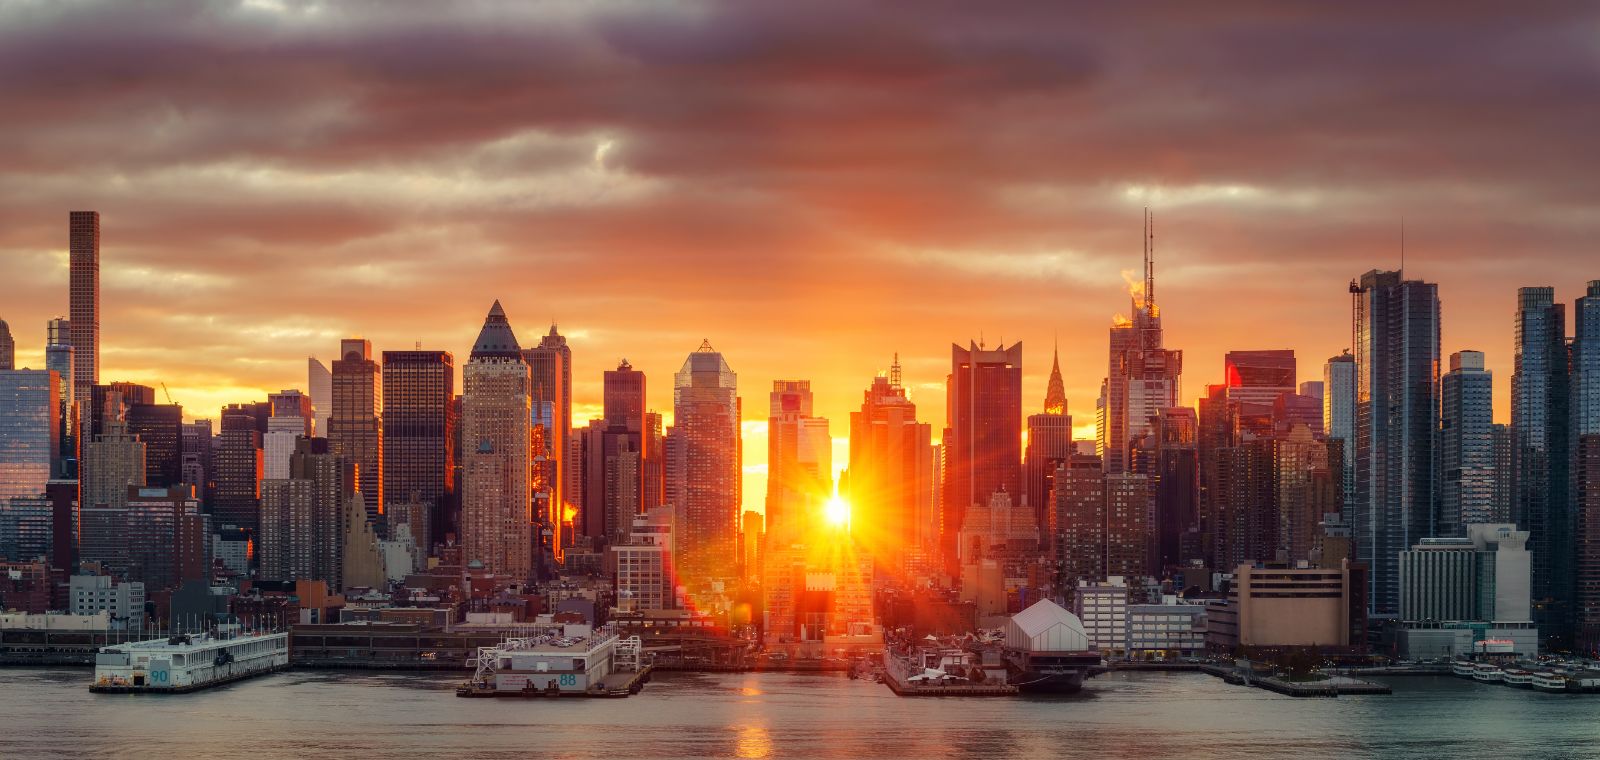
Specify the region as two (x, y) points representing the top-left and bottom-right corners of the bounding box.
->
(1450, 660), (1476, 678)
(456, 623), (651, 698)
(1532, 672), (1571, 693)
(1472, 663), (1504, 683)
(91, 626), (287, 694)
(1502, 669), (1533, 688)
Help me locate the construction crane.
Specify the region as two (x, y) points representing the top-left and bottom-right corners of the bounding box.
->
(161, 382), (179, 407)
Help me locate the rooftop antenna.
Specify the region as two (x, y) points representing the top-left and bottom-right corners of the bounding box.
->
(1399, 217), (1406, 276)
(1144, 207), (1156, 318)
(890, 352), (903, 390)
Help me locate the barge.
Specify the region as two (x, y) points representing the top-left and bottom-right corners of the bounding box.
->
(456, 623), (652, 698)
(90, 626), (288, 694)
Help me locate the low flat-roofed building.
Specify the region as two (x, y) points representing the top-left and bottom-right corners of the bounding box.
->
(1206, 561), (1364, 655)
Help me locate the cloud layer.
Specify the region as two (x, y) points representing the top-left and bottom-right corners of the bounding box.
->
(4, 0), (1598, 510)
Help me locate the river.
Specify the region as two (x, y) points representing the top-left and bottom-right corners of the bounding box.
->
(5, 668), (1600, 759)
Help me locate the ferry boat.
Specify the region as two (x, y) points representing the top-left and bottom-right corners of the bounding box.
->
(1450, 660), (1476, 678)
(91, 626), (287, 693)
(1472, 663), (1504, 683)
(1532, 672), (1571, 693)
(1502, 669), (1534, 688)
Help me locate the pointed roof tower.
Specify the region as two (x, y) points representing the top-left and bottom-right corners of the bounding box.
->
(470, 299), (523, 359)
(1044, 343), (1067, 415)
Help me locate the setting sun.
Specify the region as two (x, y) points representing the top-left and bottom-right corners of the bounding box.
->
(823, 495), (851, 528)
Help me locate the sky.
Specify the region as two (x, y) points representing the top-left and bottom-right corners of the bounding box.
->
(3, 1), (1599, 514)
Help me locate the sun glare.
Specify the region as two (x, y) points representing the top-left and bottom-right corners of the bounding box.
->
(823, 495), (851, 528)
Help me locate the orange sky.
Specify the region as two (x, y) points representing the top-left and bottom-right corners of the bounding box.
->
(3, 2), (1598, 514)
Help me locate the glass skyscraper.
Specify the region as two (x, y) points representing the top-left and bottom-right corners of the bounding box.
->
(1513, 286), (1571, 648)
(1441, 350), (1494, 535)
(1353, 269), (1440, 617)
(0, 370), (62, 506)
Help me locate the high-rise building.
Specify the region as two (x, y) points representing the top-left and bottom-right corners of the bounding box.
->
(1153, 407), (1199, 572)
(126, 401), (182, 489)
(308, 358), (332, 438)
(1441, 351), (1495, 535)
(212, 403), (265, 534)
(0, 319), (12, 371)
(1325, 352), (1357, 516)
(260, 437), (354, 584)
(0, 370), (62, 507)
(1100, 214), (1182, 475)
(1576, 435), (1600, 655)
(180, 420), (212, 506)
(68, 211), (99, 407)
(461, 302), (534, 581)
(1353, 269), (1440, 616)
(846, 357), (935, 580)
(944, 340), (1022, 573)
(1399, 523), (1531, 625)
(82, 393), (146, 510)
(525, 325), (572, 521)
(1053, 452), (1105, 586)
(329, 338), (383, 530)
(1223, 350), (1297, 409)
(122, 486), (210, 592)
(582, 360), (650, 545)
(671, 340), (742, 585)
(1573, 281), (1600, 439)
(765, 380), (831, 543)
(264, 390), (314, 480)
(382, 349), (455, 552)
(1512, 286), (1571, 647)
(44, 319), (74, 470)
(1025, 348), (1073, 537)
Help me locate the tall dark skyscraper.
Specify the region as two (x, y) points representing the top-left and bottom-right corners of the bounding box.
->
(1576, 281), (1600, 440)
(524, 326), (571, 521)
(1353, 269), (1440, 617)
(382, 349), (455, 550)
(672, 340), (741, 584)
(126, 401), (183, 488)
(213, 402), (266, 535)
(943, 340), (1022, 573)
(330, 338), (383, 529)
(68, 211), (100, 409)
(582, 360), (649, 544)
(1514, 286), (1572, 648)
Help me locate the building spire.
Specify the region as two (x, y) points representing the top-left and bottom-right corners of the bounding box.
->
(1044, 345), (1067, 415)
(889, 352), (903, 390)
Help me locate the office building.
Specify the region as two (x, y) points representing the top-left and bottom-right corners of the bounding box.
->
(1324, 352), (1357, 518)
(671, 341), (742, 584)
(1513, 286), (1572, 646)
(1577, 435), (1600, 655)
(765, 380), (831, 543)
(81, 393), (146, 510)
(212, 403), (265, 534)
(264, 390), (314, 480)
(1205, 561), (1365, 654)
(944, 340), (1022, 573)
(126, 401), (182, 488)
(329, 338), (383, 529)
(1353, 269), (1440, 616)
(382, 349), (455, 550)
(0, 319), (11, 371)
(0, 370), (62, 507)
(1026, 348), (1074, 537)
(260, 437), (355, 585)
(1399, 523), (1531, 624)
(1441, 351), (1496, 534)
(1100, 218), (1183, 475)
(69, 575), (143, 631)
(582, 360), (652, 546)
(846, 357), (936, 580)
(308, 358), (332, 437)
(461, 301), (535, 581)
(524, 325), (571, 521)
(180, 420), (212, 506)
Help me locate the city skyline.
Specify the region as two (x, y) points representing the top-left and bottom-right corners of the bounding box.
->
(5, 3), (1600, 517)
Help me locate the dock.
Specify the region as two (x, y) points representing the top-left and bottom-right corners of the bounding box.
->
(456, 664), (653, 699)
(1199, 662), (1390, 697)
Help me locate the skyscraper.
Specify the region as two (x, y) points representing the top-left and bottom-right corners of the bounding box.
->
(308, 358), (332, 437)
(582, 360), (649, 545)
(765, 380), (831, 543)
(1576, 281), (1600, 439)
(81, 392), (146, 511)
(1100, 213), (1182, 475)
(1514, 286), (1572, 647)
(1353, 269), (1440, 616)
(846, 357), (936, 579)
(264, 390), (314, 480)
(944, 340), (1022, 573)
(461, 301), (534, 581)
(1441, 350), (1495, 534)
(1576, 434), (1600, 655)
(180, 420), (212, 507)
(0, 319), (12, 371)
(212, 403), (265, 535)
(525, 325), (572, 517)
(672, 340), (742, 584)
(1025, 348), (1073, 536)
(260, 437), (354, 584)
(68, 211), (99, 407)
(126, 401), (182, 488)
(44, 318), (73, 469)
(0, 370), (62, 506)
(382, 349), (455, 552)
(329, 338), (383, 529)
(1324, 352), (1357, 515)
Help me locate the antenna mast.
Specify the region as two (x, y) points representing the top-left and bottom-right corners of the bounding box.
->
(889, 353), (903, 390)
(1146, 208), (1156, 317)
